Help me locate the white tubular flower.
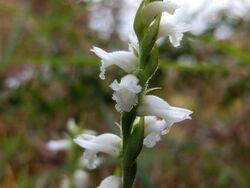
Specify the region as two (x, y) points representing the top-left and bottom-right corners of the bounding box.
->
(143, 116), (169, 148)
(97, 175), (121, 188)
(91, 47), (139, 80)
(47, 139), (70, 152)
(110, 74), (142, 112)
(142, 1), (179, 24)
(137, 95), (192, 127)
(158, 23), (190, 47)
(74, 133), (121, 169)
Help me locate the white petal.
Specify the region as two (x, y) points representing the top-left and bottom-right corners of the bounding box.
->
(74, 133), (121, 157)
(143, 132), (161, 148)
(74, 133), (122, 169)
(144, 116), (167, 136)
(142, 1), (179, 24)
(143, 116), (168, 148)
(110, 74), (142, 112)
(98, 176), (121, 188)
(137, 95), (192, 126)
(91, 47), (138, 79)
(158, 23), (190, 47)
(83, 150), (99, 169)
(47, 139), (70, 152)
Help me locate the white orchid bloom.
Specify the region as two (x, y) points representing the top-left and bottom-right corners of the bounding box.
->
(110, 74), (142, 112)
(142, 1), (179, 24)
(91, 47), (139, 80)
(47, 139), (70, 152)
(158, 22), (190, 47)
(98, 175), (121, 188)
(143, 116), (169, 148)
(74, 133), (122, 169)
(137, 95), (192, 127)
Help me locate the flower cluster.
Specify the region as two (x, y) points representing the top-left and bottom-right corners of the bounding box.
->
(74, 1), (192, 187)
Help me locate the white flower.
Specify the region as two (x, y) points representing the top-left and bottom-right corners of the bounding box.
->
(74, 133), (122, 169)
(143, 116), (169, 148)
(47, 139), (70, 152)
(91, 46), (139, 80)
(110, 74), (142, 112)
(97, 175), (121, 188)
(137, 95), (192, 126)
(158, 22), (190, 47)
(73, 169), (89, 188)
(142, 1), (179, 24)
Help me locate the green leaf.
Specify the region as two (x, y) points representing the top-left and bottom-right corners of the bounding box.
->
(138, 45), (159, 87)
(140, 15), (161, 69)
(123, 118), (144, 169)
(122, 163), (137, 188)
(122, 117), (144, 188)
(145, 87), (161, 94)
(134, 0), (149, 42)
(121, 108), (137, 149)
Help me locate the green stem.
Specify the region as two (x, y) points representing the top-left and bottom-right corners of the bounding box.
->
(121, 109), (136, 150)
(122, 163), (137, 188)
(121, 116), (144, 188)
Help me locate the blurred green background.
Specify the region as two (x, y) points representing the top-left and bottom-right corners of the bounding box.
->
(0, 0), (250, 187)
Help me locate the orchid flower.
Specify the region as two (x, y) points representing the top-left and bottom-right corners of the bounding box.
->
(142, 0), (179, 24)
(137, 95), (192, 126)
(74, 133), (122, 169)
(97, 175), (121, 188)
(91, 47), (139, 80)
(110, 74), (142, 112)
(158, 22), (190, 47)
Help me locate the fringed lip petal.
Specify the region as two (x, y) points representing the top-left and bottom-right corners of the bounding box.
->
(110, 74), (142, 112)
(143, 116), (168, 148)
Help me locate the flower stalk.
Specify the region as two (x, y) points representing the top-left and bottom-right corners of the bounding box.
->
(73, 0), (193, 187)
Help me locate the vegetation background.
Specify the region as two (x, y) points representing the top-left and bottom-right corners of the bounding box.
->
(0, 0), (250, 187)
